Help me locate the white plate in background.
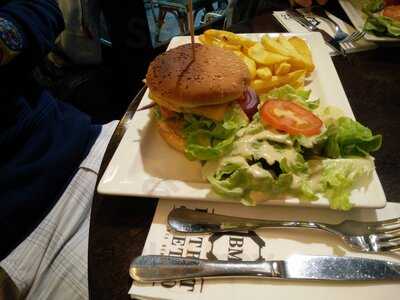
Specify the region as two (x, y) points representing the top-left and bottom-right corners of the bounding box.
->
(339, 0), (400, 42)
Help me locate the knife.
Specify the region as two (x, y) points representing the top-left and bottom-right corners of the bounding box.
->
(95, 84), (146, 189)
(286, 10), (346, 56)
(130, 255), (400, 282)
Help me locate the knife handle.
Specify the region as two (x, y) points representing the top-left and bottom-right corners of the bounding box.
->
(130, 255), (285, 282)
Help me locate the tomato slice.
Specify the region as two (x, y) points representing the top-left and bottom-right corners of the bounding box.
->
(160, 106), (176, 119)
(383, 5), (400, 21)
(260, 100), (322, 136)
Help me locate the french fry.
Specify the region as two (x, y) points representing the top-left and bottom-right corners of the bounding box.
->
(248, 43), (289, 66)
(251, 78), (274, 94)
(277, 36), (301, 55)
(242, 57), (257, 79)
(251, 69), (306, 94)
(216, 41), (241, 51)
(251, 76), (290, 94)
(199, 34), (241, 50)
(208, 37), (241, 51)
(262, 35), (312, 74)
(285, 69), (306, 84)
(204, 29), (256, 49)
(199, 34), (221, 46)
(233, 51), (257, 79)
(291, 77), (305, 89)
(199, 32), (314, 90)
(261, 35), (292, 57)
(199, 34), (207, 44)
(288, 37), (312, 58)
(256, 66), (272, 81)
(276, 35), (308, 70)
(290, 70), (306, 89)
(288, 37), (315, 74)
(274, 62), (291, 76)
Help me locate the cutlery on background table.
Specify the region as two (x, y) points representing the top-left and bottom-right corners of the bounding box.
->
(286, 9), (346, 56)
(167, 208), (400, 253)
(341, 31), (366, 44)
(302, 6), (366, 45)
(130, 254), (400, 282)
(307, 5), (349, 41)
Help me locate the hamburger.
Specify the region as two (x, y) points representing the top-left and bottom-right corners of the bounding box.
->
(146, 43), (251, 160)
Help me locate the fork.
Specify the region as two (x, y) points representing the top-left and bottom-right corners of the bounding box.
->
(293, 8), (365, 47)
(341, 31), (366, 45)
(286, 9), (346, 56)
(308, 6), (348, 42)
(168, 208), (400, 253)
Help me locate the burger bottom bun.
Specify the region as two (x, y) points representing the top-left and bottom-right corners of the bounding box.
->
(157, 119), (185, 153)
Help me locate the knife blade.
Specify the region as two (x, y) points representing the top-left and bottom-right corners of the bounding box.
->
(119, 84), (147, 131)
(286, 10), (346, 56)
(130, 255), (400, 282)
(95, 84), (146, 185)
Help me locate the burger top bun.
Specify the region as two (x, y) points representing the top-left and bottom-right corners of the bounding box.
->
(146, 43), (251, 108)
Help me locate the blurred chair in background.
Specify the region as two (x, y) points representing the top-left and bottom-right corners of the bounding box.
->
(201, 0), (236, 29)
(155, 0), (214, 41)
(152, 0), (230, 42)
(52, 0), (104, 66)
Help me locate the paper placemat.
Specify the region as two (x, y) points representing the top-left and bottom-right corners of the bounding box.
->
(129, 199), (400, 300)
(273, 10), (377, 56)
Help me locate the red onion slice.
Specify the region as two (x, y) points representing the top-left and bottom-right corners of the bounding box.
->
(236, 87), (259, 120)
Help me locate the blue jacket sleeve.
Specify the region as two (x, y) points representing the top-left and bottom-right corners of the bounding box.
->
(0, 0), (65, 64)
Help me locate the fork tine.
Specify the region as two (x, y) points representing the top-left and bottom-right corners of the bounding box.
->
(378, 240), (400, 252)
(342, 31), (365, 44)
(351, 31), (365, 41)
(375, 222), (400, 232)
(340, 32), (354, 43)
(369, 217), (400, 228)
(386, 245), (400, 252)
(381, 217), (400, 226)
(351, 32), (364, 42)
(389, 237), (400, 244)
(341, 37), (353, 45)
(376, 230), (400, 240)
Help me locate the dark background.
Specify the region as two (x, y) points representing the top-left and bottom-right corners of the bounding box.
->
(38, 0), (274, 124)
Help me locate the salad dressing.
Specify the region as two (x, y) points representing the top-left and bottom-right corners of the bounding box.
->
(232, 130), (298, 166)
(248, 164), (273, 179)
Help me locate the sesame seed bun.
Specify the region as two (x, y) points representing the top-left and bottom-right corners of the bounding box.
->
(146, 43), (250, 108)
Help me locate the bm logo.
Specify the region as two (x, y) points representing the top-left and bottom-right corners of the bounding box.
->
(206, 231), (266, 262)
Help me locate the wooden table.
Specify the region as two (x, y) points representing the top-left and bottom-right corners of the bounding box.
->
(88, 3), (400, 299)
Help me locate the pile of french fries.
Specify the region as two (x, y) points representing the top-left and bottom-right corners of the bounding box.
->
(199, 30), (315, 96)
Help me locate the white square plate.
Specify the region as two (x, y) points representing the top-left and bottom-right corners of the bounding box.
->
(339, 0), (400, 42)
(97, 32), (386, 209)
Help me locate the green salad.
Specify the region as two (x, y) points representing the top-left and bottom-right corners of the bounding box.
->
(175, 85), (382, 211)
(355, 0), (400, 37)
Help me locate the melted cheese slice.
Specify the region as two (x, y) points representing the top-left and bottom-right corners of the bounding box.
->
(149, 92), (230, 121)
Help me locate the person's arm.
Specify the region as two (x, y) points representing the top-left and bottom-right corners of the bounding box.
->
(0, 0), (64, 66)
